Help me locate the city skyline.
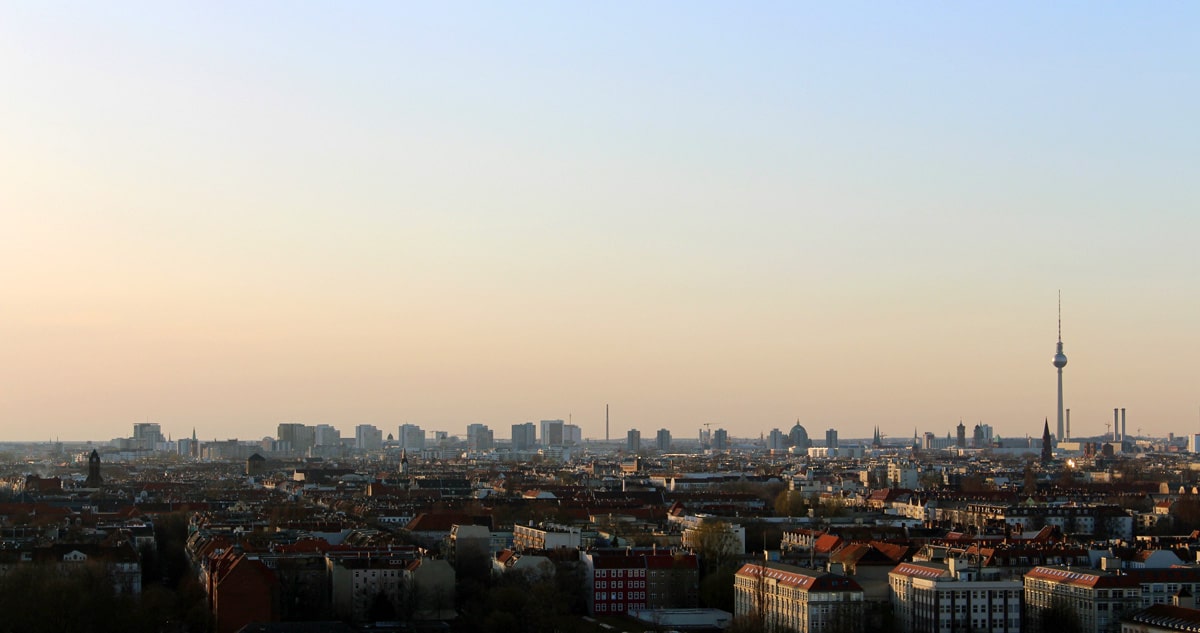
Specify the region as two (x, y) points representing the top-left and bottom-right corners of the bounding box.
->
(3, 4), (1199, 442)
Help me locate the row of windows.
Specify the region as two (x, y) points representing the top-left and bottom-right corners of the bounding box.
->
(595, 591), (645, 601)
(596, 568), (644, 578)
(595, 579), (647, 589)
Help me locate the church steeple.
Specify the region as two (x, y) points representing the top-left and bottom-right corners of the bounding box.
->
(85, 449), (103, 487)
(1041, 418), (1054, 463)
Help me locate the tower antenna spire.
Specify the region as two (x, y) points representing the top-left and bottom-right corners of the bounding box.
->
(1058, 289), (1062, 342)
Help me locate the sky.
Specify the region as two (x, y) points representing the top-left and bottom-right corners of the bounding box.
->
(1, 3), (1198, 443)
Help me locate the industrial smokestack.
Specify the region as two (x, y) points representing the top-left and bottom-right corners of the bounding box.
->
(1114, 409), (1119, 442)
(1121, 408), (1126, 441)
(606, 404), (609, 443)
(1066, 409), (1071, 440)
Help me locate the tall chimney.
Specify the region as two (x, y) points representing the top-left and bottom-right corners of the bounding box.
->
(1066, 409), (1071, 440)
(1121, 408), (1127, 441)
(1114, 409), (1119, 442)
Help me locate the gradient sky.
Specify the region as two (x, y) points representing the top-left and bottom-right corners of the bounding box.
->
(2, 3), (1198, 443)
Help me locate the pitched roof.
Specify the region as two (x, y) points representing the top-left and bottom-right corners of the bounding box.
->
(890, 562), (951, 580)
(1125, 604), (1200, 631)
(813, 533), (843, 553)
(1025, 566), (1139, 588)
(736, 562), (863, 592)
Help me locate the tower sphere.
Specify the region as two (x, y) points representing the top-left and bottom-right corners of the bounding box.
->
(1052, 351), (1068, 368)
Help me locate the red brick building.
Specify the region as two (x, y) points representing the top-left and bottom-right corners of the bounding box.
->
(580, 549), (699, 616)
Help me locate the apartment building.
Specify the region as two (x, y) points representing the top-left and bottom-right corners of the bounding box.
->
(890, 558), (1023, 633)
(734, 561), (865, 633)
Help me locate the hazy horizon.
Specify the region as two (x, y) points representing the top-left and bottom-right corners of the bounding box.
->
(3, 3), (1198, 443)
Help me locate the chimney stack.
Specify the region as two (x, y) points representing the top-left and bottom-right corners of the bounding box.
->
(1066, 409), (1071, 440)
(1114, 409), (1120, 442)
(1121, 408), (1127, 441)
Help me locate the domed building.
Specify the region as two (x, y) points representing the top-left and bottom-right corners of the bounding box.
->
(788, 421), (812, 450)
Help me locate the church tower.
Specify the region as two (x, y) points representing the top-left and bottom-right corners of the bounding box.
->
(85, 449), (103, 487)
(1041, 418), (1053, 463)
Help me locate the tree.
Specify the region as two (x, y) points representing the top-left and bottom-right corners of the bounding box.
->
(1039, 597), (1083, 633)
(1023, 464), (1038, 495)
(368, 591), (396, 622)
(774, 490), (808, 517)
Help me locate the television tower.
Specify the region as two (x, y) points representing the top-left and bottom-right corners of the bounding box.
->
(1052, 292), (1068, 441)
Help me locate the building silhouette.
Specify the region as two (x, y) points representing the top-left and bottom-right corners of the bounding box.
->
(85, 449), (103, 486)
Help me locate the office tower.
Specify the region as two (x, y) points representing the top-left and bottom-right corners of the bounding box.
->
(133, 423), (163, 451)
(355, 424), (383, 451)
(656, 428), (672, 452)
(564, 423), (582, 445)
(627, 429), (641, 453)
(466, 424), (494, 451)
(825, 428), (838, 449)
(276, 423), (315, 454)
(314, 424), (341, 447)
(1052, 293), (1068, 440)
(511, 422), (536, 451)
(768, 428), (785, 451)
(541, 419), (565, 447)
(399, 424), (425, 451)
(712, 428), (728, 451)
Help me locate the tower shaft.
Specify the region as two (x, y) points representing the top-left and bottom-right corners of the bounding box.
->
(1057, 368), (1065, 441)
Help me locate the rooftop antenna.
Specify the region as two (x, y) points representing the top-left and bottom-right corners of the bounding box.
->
(1058, 290), (1062, 343)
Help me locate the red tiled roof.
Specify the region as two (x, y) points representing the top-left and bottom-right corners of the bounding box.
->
(1025, 566), (1139, 588)
(814, 534), (843, 553)
(1127, 604), (1200, 629)
(891, 562), (951, 580)
(736, 563), (863, 592)
(404, 511), (476, 532)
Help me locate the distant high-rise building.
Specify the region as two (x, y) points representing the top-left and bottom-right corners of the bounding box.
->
(627, 429), (641, 453)
(956, 421), (966, 448)
(1053, 293), (1069, 441)
(712, 428), (728, 451)
(133, 423), (163, 451)
(541, 420), (565, 447)
(768, 428), (785, 451)
(399, 424), (425, 451)
(466, 423), (494, 451)
(972, 423), (994, 449)
(355, 424), (383, 451)
(656, 429), (672, 452)
(564, 423), (582, 445)
(511, 423), (536, 451)
(276, 423), (315, 454)
(314, 424), (341, 447)
(825, 429), (838, 449)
